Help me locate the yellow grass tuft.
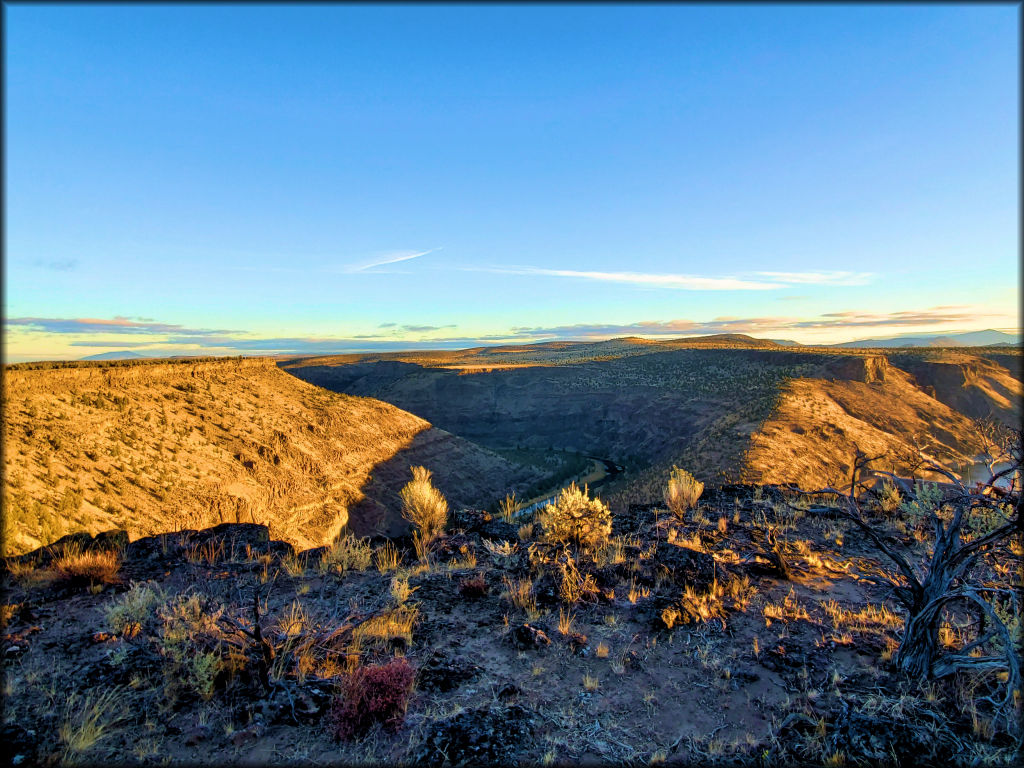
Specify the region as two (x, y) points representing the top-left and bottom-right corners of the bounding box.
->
(52, 544), (120, 585)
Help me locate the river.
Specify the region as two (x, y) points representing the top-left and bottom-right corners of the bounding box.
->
(511, 456), (624, 521)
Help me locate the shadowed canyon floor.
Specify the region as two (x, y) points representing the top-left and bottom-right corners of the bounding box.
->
(282, 337), (1021, 509)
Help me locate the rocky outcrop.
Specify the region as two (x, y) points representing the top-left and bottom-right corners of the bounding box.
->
(822, 355), (889, 384)
(886, 353), (1022, 425)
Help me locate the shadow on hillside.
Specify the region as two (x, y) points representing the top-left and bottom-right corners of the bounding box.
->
(343, 428), (541, 540)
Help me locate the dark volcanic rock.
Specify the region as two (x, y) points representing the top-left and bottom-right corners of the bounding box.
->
(415, 704), (536, 765)
(188, 523), (273, 553)
(0, 723), (38, 765)
(93, 528), (130, 551)
(124, 531), (193, 561)
(511, 623), (551, 650)
(616, 503), (662, 535)
(417, 651), (483, 694)
(653, 543), (716, 588)
(451, 509), (519, 542)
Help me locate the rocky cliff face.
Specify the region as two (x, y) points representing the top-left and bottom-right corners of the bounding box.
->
(821, 355), (889, 384)
(884, 352), (1022, 426)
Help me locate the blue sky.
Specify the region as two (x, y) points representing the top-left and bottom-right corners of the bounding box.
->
(4, 4), (1019, 361)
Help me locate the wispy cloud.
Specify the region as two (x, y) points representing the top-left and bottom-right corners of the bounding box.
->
(67, 340), (155, 348)
(471, 266), (780, 291)
(754, 271), (873, 286)
(5, 317), (239, 336)
(804, 307), (979, 328)
(510, 306), (995, 340)
(399, 324), (457, 333)
(347, 248), (437, 273)
(466, 266), (874, 291)
(32, 258), (78, 272)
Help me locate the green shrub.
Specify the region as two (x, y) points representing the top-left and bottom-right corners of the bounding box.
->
(878, 479), (903, 514)
(106, 581), (164, 634)
(320, 535), (373, 574)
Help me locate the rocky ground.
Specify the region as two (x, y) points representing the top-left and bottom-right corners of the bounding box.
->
(2, 484), (1020, 766)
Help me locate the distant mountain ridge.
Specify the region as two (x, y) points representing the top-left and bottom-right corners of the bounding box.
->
(835, 329), (1019, 348)
(80, 350), (149, 361)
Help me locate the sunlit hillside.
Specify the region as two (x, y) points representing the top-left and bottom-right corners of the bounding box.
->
(1, 357), (544, 555)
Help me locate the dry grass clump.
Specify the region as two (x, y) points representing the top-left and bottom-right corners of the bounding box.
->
(51, 544), (121, 586)
(723, 573), (756, 611)
(822, 600), (901, 634)
(353, 605), (418, 651)
(763, 589), (811, 625)
(627, 579), (651, 604)
(389, 575), (417, 606)
(502, 576), (540, 620)
(664, 466), (703, 520)
(677, 579), (729, 625)
(499, 492), (519, 524)
(557, 607), (576, 636)
(594, 536), (626, 568)
(275, 600), (312, 637)
(558, 555), (600, 605)
(537, 482), (611, 552)
(5, 558), (54, 587)
(59, 686), (132, 762)
(374, 540), (401, 572)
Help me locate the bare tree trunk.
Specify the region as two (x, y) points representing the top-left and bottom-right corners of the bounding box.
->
(897, 608), (939, 678)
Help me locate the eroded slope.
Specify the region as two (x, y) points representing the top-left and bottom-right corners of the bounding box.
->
(2, 358), (543, 554)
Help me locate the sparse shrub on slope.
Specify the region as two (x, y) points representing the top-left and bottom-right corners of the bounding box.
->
(878, 479), (903, 514)
(537, 482), (611, 553)
(320, 534), (372, 574)
(329, 657), (416, 741)
(664, 466), (703, 520)
(157, 593), (244, 702)
(399, 466), (448, 542)
(105, 581), (164, 635)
